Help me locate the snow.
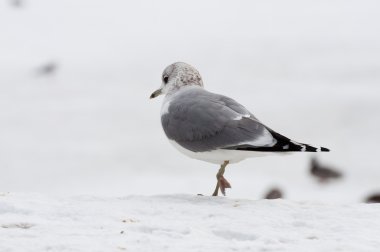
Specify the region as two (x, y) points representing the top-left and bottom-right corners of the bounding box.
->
(1, 193), (380, 252)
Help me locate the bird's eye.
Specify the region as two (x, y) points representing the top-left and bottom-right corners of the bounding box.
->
(163, 75), (169, 84)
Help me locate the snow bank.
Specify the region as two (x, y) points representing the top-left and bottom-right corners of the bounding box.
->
(1, 193), (379, 252)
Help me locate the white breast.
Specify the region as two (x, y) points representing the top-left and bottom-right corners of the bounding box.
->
(169, 140), (271, 165)
(161, 98), (171, 116)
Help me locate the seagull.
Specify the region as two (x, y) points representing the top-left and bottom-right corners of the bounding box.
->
(36, 61), (58, 76)
(264, 188), (284, 199)
(9, 0), (23, 8)
(310, 158), (342, 183)
(150, 62), (329, 196)
(365, 193), (380, 203)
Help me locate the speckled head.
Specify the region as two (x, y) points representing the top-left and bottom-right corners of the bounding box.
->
(150, 62), (203, 99)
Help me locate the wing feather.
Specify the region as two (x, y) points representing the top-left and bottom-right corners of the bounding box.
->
(161, 88), (276, 152)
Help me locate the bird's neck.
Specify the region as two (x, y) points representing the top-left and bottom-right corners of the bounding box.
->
(167, 84), (203, 97)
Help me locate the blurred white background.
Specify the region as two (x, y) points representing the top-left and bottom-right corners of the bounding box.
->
(0, 0), (379, 202)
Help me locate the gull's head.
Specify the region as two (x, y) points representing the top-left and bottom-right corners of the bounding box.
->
(150, 62), (203, 99)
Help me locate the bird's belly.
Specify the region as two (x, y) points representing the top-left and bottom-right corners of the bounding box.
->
(169, 140), (271, 165)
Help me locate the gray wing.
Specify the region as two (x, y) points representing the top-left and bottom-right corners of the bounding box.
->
(161, 89), (276, 152)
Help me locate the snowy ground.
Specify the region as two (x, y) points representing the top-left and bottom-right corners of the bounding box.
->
(1, 193), (380, 252)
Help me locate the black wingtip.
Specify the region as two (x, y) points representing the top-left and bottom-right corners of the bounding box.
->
(320, 147), (330, 152)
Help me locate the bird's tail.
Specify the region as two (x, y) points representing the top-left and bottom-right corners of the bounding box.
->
(285, 140), (329, 152)
(225, 129), (330, 152)
(227, 138), (329, 152)
(269, 130), (330, 152)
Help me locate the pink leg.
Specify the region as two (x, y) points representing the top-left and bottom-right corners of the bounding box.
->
(212, 161), (231, 196)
